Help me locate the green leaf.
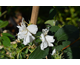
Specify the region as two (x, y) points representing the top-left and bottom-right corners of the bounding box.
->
(55, 45), (63, 51)
(54, 41), (71, 51)
(0, 21), (9, 28)
(62, 41), (71, 47)
(35, 38), (41, 43)
(55, 28), (68, 41)
(55, 25), (79, 41)
(29, 46), (49, 59)
(12, 44), (17, 48)
(45, 20), (56, 26)
(25, 48), (28, 54)
(63, 25), (79, 39)
(0, 20), (3, 23)
(2, 33), (15, 38)
(1, 36), (11, 47)
(50, 26), (60, 33)
(36, 32), (41, 36)
(64, 47), (80, 59)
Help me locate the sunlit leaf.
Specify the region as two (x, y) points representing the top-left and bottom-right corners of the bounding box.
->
(45, 20), (56, 26)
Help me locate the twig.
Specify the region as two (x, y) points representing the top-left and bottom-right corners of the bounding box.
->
(62, 37), (80, 51)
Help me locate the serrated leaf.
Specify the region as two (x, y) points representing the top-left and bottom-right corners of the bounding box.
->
(54, 41), (71, 51)
(2, 33), (15, 38)
(1, 36), (11, 47)
(62, 41), (71, 47)
(63, 46), (80, 59)
(29, 46), (49, 59)
(55, 25), (79, 41)
(55, 45), (63, 51)
(55, 28), (68, 41)
(0, 21), (9, 28)
(45, 20), (56, 26)
(50, 26), (60, 33)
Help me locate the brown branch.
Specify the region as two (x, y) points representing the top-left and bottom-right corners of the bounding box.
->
(30, 6), (40, 24)
(62, 37), (80, 51)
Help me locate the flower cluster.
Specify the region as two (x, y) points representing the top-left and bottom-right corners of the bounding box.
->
(17, 18), (38, 45)
(17, 18), (56, 55)
(40, 27), (55, 50)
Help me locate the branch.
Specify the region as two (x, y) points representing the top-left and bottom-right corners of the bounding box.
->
(62, 37), (80, 51)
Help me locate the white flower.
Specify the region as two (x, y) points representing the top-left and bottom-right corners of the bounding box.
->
(51, 49), (56, 55)
(40, 28), (55, 50)
(17, 18), (38, 45)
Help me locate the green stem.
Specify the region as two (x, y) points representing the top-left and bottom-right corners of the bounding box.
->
(20, 46), (28, 53)
(17, 46), (28, 59)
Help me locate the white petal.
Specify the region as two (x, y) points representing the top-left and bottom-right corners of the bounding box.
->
(45, 35), (55, 43)
(23, 32), (35, 45)
(47, 41), (53, 47)
(27, 24), (38, 34)
(40, 42), (44, 50)
(40, 41), (48, 50)
(40, 33), (45, 42)
(23, 33), (30, 45)
(51, 49), (56, 55)
(43, 41), (48, 49)
(18, 30), (27, 35)
(28, 32), (35, 42)
(17, 26), (21, 28)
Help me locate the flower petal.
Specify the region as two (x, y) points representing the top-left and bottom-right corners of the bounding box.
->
(47, 41), (53, 47)
(40, 42), (44, 50)
(40, 41), (48, 50)
(23, 32), (35, 45)
(27, 24), (38, 34)
(51, 49), (56, 55)
(28, 32), (35, 42)
(40, 33), (45, 42)
(45, 35), (55, 43)
(23, 32), (30, 45)
(17, 26), (21, 28)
